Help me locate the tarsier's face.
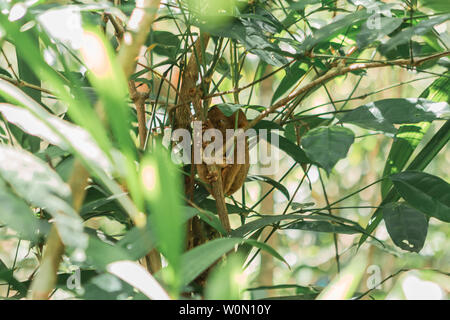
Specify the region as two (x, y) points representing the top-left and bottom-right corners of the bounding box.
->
(196, 106), (250, 197)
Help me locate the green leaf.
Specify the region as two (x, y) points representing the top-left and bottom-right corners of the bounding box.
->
(382, 202), (428, 252)
(16, 31), (41, 153)
(271, 61), (307, 104)
(391, 171), (450, 223)
(200, 198), (248, 214)
(81, 273), (135, 300)
(215, 103), (244, 116)
(339, 98), (450, 133)
(117, 225), (156, 261)
(253, 120), (285, 131)
(301, 126), (355, 174)
(0, 145), (87, 249)
(147, 31), (181, 58)
(0, 81), (141, 224)
(179, 238), (286, 287)
(0, 16), (112, 156)
(380, 122), (430, 198)
(380, 68), (450, 198)
(356, 17), (402, 49)
(381, 14), (450, 53)
(196, 208), (228, 236)
(246, 175), (290, 200)
(285, 220), (364, 234)
(359, 120), (450, 247)
(232, 214), (302, 238)
(263, 133), (310, 164)
(0, 259), (28, 298)
(140, 144), (184, 293)
(85, 235), (131, 270)
(420, 0), (450, 12)
(361, 74), (450, 245)
(198, 17), (289, 66)
(298, 8), (380, 52)
(0, 101), (111, 173)
(205, 254), (244, 300)
(316, 251), (368, 300)
(0, 180), (49, 241)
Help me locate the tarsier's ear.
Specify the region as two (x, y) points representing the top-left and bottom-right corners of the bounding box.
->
(234, 109), (248, 128)
(207, 105), (223, 119)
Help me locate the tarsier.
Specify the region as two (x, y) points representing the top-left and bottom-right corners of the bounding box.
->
(196, 106), (250, 197)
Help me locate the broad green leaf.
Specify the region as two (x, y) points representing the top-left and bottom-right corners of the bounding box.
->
(420, 0), (450, 11)
(0, 20), (142, 223)
(198, 16), (289, 66)
(301, 126), (355, 174)
(382, 202), (428, 253)
(215, 103), (244, 116)
(0, 145), (87, 249)
(361, 74), (450, 246)
(288, 0), (321, 11)
(80, 27), (134, 157)
(356, 17), (402, 49)
(271, 61), (307, 104)
(391, 171), (450, 223)
(0, 102), (111, 173)
(85, 235), (131, 270)
(147, 30), (181, 58)
(381, 72), (450, 197)
(381, 122), (430, 198)
(339, 98), (450, 133)
(381, 14), (450, 53)
(359, 120), (450, 247)
(287, 115), (331, 138)
(244, 239), (288, 267)
(298, 8), (382, 52)
(80, 273), (135, 300)
(246, 175), (290, 200)
(0, 180), (49, 241)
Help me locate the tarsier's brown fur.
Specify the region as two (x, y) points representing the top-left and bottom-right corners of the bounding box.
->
(196, 106), (250, 197)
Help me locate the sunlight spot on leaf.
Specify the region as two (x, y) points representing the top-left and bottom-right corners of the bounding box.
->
(402, 275), (443, 300)
(80, 31), (112, 78)
(107, 260), (171, 300)
(142, 164), (157, 192)
(8, 3), (26, 22)
(38, 6), (83, 49)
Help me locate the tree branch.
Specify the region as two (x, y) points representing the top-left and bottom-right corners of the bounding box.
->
(245, 50), (450, 130)
(118, 0), (162, 79)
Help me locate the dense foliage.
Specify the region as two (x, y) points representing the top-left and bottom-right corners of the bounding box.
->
(0, 0), (448, 300)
